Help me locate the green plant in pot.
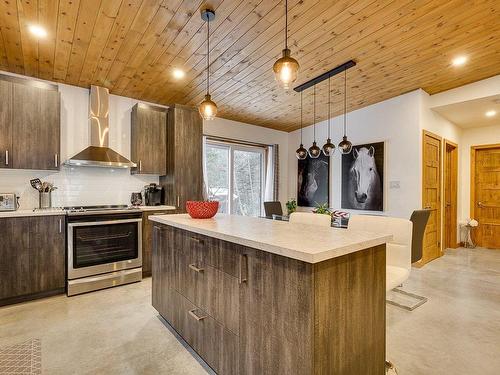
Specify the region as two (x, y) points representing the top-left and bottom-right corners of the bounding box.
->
(313, 202), (331, 215)
(286, 198), (297, 216)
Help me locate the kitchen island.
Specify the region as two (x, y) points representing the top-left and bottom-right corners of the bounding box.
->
(150, 214), (392, 375)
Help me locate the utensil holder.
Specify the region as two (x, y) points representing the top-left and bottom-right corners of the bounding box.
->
(39, 192), (52, 209)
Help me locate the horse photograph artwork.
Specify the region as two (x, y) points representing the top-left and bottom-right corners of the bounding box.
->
(297, 153), (330, 207)
(341, 142), (384, 211)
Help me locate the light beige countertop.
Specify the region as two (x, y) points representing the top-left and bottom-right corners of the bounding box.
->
(0, 205), (176, 218)
(138, 205), (176, 211)
(0, 208), (66, 218)
(149, 214), (393, 263)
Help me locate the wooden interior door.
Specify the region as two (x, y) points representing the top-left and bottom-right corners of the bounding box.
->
(444, 140), (458, 249)
(421, 130), (442, 264)
(472, 145), (500, 249)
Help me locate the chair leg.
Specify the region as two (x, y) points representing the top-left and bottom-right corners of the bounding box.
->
(386, 288), (428, 311)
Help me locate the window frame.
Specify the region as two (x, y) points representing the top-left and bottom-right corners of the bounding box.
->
(204, 138), (267, 217)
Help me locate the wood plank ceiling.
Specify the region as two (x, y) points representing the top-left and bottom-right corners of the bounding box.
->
(0, 0), (498, 132)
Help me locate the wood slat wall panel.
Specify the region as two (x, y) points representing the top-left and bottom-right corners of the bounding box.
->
(64, 0), (101, 85)
(53, 0), (81, 80)
(0, 1), (25, 73)
(37, 0), (59, 80)
(16, 0), (39, 77)
(110, 0), (184, 94)
(210, 0), (497, 126)
(90, 0), (144, 86)
(77, 1), (122, 85)
(0, 0), (498, 131)
(103, 0), (163, 87)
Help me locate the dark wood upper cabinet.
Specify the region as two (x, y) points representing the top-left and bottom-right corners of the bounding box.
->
(0, 74), (60, 171)
(0, 215), (65, 306)
(160, 104), (203, 212)
(131, 103), (167, 175)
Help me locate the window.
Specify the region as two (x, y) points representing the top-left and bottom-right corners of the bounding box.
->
(205, 139), (266, 217)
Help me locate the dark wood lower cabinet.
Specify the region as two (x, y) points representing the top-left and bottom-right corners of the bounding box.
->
(0, 215), (65, 306)
(152, 224), (386, 375)
(142, 210), (174, 277)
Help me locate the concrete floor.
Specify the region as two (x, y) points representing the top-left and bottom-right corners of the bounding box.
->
(0, 247), (499, 374)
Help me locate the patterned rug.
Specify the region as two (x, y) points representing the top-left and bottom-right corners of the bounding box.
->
(0, 339), (41, 374)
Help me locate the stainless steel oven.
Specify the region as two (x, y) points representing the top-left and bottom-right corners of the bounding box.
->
(66, 206), (143, 296)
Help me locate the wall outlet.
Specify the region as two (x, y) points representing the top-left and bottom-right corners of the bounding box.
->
(389, 181), (400, 189)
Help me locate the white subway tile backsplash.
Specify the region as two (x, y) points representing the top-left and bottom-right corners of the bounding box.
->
(0, 167), (157, 209)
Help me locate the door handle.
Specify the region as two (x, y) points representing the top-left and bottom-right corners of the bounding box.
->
(139, 160), (142, 172)
(239, 254), (248, 284)
(189, 237), (204, 245)
(5, 150), (8, 165)
(188, 309), (207, 321)
(188, 263), (204, 273)
(54, 153), (58, 167)
(177, 195), (180, 208)
(59, 218), (62, 233)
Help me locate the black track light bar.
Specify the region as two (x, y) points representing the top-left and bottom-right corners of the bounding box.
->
(293, 60), (356, 92)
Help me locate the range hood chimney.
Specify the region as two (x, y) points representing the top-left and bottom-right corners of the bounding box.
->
(65, 86), (136, 168)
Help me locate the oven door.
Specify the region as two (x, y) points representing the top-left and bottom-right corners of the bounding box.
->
(68, 218), (142, 279)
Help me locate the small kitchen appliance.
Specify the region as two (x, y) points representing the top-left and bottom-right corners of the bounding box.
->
(143, 183), (164, 206)
(0, 193), (19, 211)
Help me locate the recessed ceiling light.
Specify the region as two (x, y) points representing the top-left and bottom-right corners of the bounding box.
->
(28, 25), (47, 38)
(172, 68), (185, 79)
(451, 55), (467, 66)
(485, 110), (497, 117)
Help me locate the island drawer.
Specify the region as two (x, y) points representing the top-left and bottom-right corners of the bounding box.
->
(173, 290), (239, 374)
(177, 250), (240, 335)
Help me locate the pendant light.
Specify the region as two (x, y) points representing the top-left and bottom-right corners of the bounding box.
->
(338, 69), (352, 154)
(322, 76), (335, 156)
(296, 90), (307, 160)
(199, 9), (217, 120)
(273, 0), (299, 90)
(308, 85), (321, 158)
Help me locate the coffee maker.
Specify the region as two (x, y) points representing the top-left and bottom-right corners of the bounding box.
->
(143, 183), (164, 206)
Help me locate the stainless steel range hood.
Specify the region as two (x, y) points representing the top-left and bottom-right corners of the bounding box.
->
(65, 86), (136, 168)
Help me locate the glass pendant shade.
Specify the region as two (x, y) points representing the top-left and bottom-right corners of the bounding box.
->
(273, 48), (299, 90)
(308, 141), (321, 158)
(338, 136), (353, 154)
(296, 144), (307, 160)
(199, 94), (217, 120)
(322, 138), (335, 156)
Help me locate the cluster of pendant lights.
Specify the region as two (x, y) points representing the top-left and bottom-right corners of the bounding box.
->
(198, 2), (352, 159)
(295, 69), (353, 160)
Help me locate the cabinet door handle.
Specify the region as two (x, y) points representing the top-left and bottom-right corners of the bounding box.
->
(189, 237), (204, 245)
(239, 254), (248, 284)
(188, 263), (204, 273)
(59, 218), (62, 233)
(5, 150), (8, 165)
(139, 160), (142, 172)
(54, 153), (58, 167)
(188, 309), (207, 321)
(177, 195), (180, 208)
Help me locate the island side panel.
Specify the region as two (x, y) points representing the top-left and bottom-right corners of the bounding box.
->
(313, 244), (386, 375)
(239, 247), (315, 375)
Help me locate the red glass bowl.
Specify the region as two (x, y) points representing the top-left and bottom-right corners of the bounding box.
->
(186, 201), (219, 219)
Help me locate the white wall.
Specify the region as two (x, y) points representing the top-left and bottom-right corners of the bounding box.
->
(203, 117), (289, 205)
(288, 90), (422, 219)
(0, 71), (159, 209)
(459, 125), (500, 221)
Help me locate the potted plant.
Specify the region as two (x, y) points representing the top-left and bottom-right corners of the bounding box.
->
(313, 202), (331, 215)
(285, 198), (297, 216)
